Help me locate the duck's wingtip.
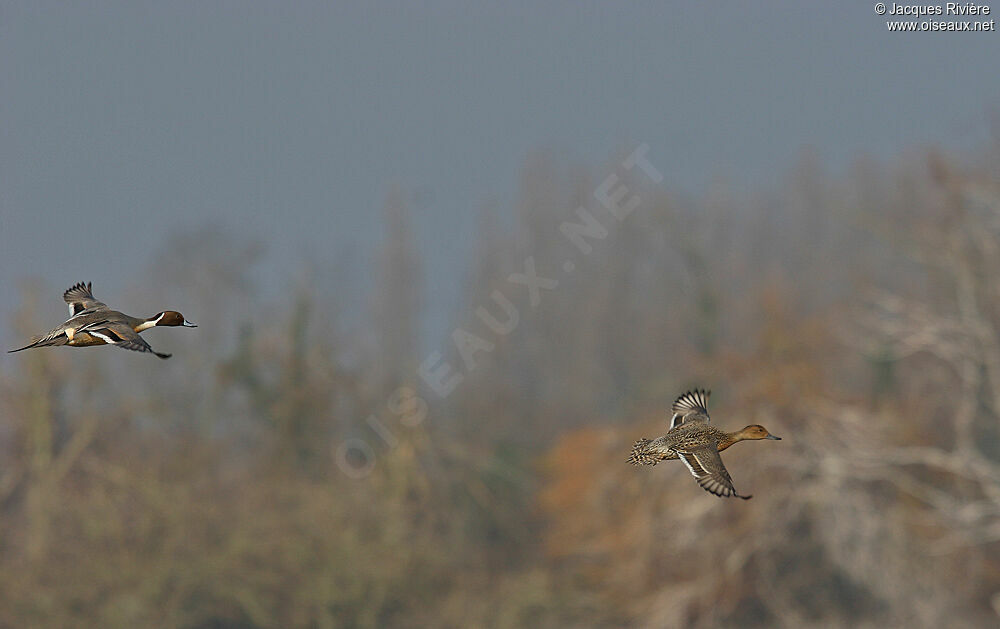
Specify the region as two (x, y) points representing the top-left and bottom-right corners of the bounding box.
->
(64, 280), (92, 293)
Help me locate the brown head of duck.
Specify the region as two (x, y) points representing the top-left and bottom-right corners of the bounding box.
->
(135, 311), (197, 332)
(717, 424), (781, 451)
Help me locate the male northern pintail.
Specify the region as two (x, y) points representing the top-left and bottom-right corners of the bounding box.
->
(8, 282), (196, 360)
(628, 389), (780, 499)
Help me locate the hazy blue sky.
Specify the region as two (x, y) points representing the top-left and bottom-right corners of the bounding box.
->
(2, 1), (999, 346)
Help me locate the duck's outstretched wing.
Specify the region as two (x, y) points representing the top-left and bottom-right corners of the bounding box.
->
(64, 282), (109, 317)
(78, 321), (172, 359)
(677, 444), (751, 499)
(669, 389), (711, 429)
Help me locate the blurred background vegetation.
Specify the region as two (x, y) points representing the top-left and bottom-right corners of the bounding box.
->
(4, 141), (1000, 628)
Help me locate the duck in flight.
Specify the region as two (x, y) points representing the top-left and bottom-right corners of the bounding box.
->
(8, 282), (196, 360)
(628, 389), (780, 499)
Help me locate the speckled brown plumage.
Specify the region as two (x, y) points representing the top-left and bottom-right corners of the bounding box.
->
(628, 389), (781, 499)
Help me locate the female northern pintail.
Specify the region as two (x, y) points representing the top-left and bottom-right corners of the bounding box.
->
(628, 389), (780, 499)
(8, 282), (196, 360)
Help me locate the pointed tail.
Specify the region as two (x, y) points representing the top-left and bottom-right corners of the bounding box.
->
(9, 340), (44, 353)
(628, 438), (662, 466)
(8, 335), (68, 353)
